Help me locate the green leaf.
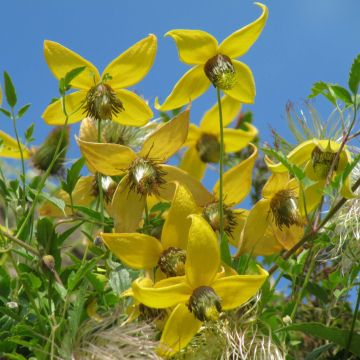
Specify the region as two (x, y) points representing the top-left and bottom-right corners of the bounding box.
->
(35, 190), (66, 216)
(0, 108), (11, 118)
(3, 72), (17, 108)
(308, 81), (336, 105)
(59, 66), (86, 94)
(36, 217), (55, 252)
(109, 268), (132, 295)
(62, 157), (85, 195)
(349, 54), (360, 94)
(24, 123), (35, 143)
(280, 322), (360, 356)
(17, 103), (31, 119)
(305, 343), (333, 360)
(328, 85), (353, 105)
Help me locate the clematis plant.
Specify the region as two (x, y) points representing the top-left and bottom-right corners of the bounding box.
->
(42, 35), (157, 125)
(131, 215), (268, 357)
(77, 108), (212, 232)
(156, 2), (268, 111)
(181, 95), (258, 180)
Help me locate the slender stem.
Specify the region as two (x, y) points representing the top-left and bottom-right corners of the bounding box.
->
(11, 109), (26, 208)
(216, 89), (225, 235)
(15, 96), (70, 239)
(144, 200), (150, 229)
(97, 119), (105, 231)
(0, 228), (40, 256)
(290, 248), (316, 320)
(269, 175), (360, 275)
(345, 284), (360, 352)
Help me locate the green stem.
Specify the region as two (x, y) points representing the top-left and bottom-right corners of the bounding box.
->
(11, 109), (26, 209)
(290, 248), (316, 320)
(144, 199), (150, 230)
(15, 96), (70, 239)
(0, 227), (40, 256)
(97, 119), (105, 231)
(345, 284), (360, 352)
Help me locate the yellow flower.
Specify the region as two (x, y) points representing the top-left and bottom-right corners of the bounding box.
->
(266, 139), (354, 213)
(42, 35), (157, 125)
(155, 3), (268, 111)
(132, 215), (268, 357)
(77, 109), (212, 232)
(39, 175), (117, 218)
(0, 86), (30, 159)
(101, 183), (197, 278)
(200, 144), (258, 247)
(181, 95), (258, 180)
(238, 171), (305, 256)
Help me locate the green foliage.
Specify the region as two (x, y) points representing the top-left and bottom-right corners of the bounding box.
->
(3, 71), (17, 108)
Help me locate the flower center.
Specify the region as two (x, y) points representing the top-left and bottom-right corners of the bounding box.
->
(202, 201), (237, 237)
(83, 82), (124, 121)
(311, 146), (339, 180)
(157, 247), (186, 277)
(196, 133), (220, 163)
(127, 157), (166, 196)
(270, 189), (302, 230)
(91, 176), (117, 203)
(204, 54), (237, 90)
(188, 286), (222, 322)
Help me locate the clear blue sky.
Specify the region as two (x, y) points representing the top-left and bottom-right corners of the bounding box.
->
(0, 0), (359, 190)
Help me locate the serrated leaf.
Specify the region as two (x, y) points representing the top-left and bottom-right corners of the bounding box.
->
(329, 85), (353, 105)
(349, 54), (360, 94)
(280, 322), (360, 356)
(308, 81), (336, 105)
(3, 72), (17, 108)
(17, 104), (31, 119)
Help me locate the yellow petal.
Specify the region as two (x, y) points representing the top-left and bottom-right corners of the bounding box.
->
(180, 146), (207, 181)
(223, 60), (255, 104)
(132, 277), (191, 308)
(213, 144), (257, 206)
(166, 29), (218, 65)
(218, 3), (269, 58)
(262, 172), (290, 199)
(44, 40), (100, 90)
(101, 232), (163, 269)
(299, 180), (323, 215)
(223, 123), (258, 153)
(77, 137), (136, 176)
(228, 209), (248, 247)
(237, 224), (286, 257)
(139, 108), (189, 161)
(157, 303), (202, 357)
(108, 176), (145, 232)
(183, 124), (201, 147)
(39, 175), (95, 217)
(113, 89), (152, 126)
(212, 266), (268, 310)
(155, 65), (210, 111)
(270, 221), (304, 251)
(200, 95), (242, 133)
(162, 183), (197, 250)
(159, 165), (213, 206)
(0, 130), (30, 159)
(240, 199), (270, 253)
(42, 91), (85, 125)
(267, 139), (316, 172)
(102, 34), (157, 89)
(186, 215), (220, 288)
(341, 176), (355, 199)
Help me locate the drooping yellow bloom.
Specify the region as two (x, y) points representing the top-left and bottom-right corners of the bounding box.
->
(156, 3), (268, 111)
(101, 183), (197, 278)
(266, 139), (354, 213)
(238, 171), (305, 256)
(132, 215), (268, 357)
(77, 109), (212, 232)
(181, 95), (258, 180)
(199, 144), (258, 247)
(0, 86), (30, 159)
(42, 35), (157, 125)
